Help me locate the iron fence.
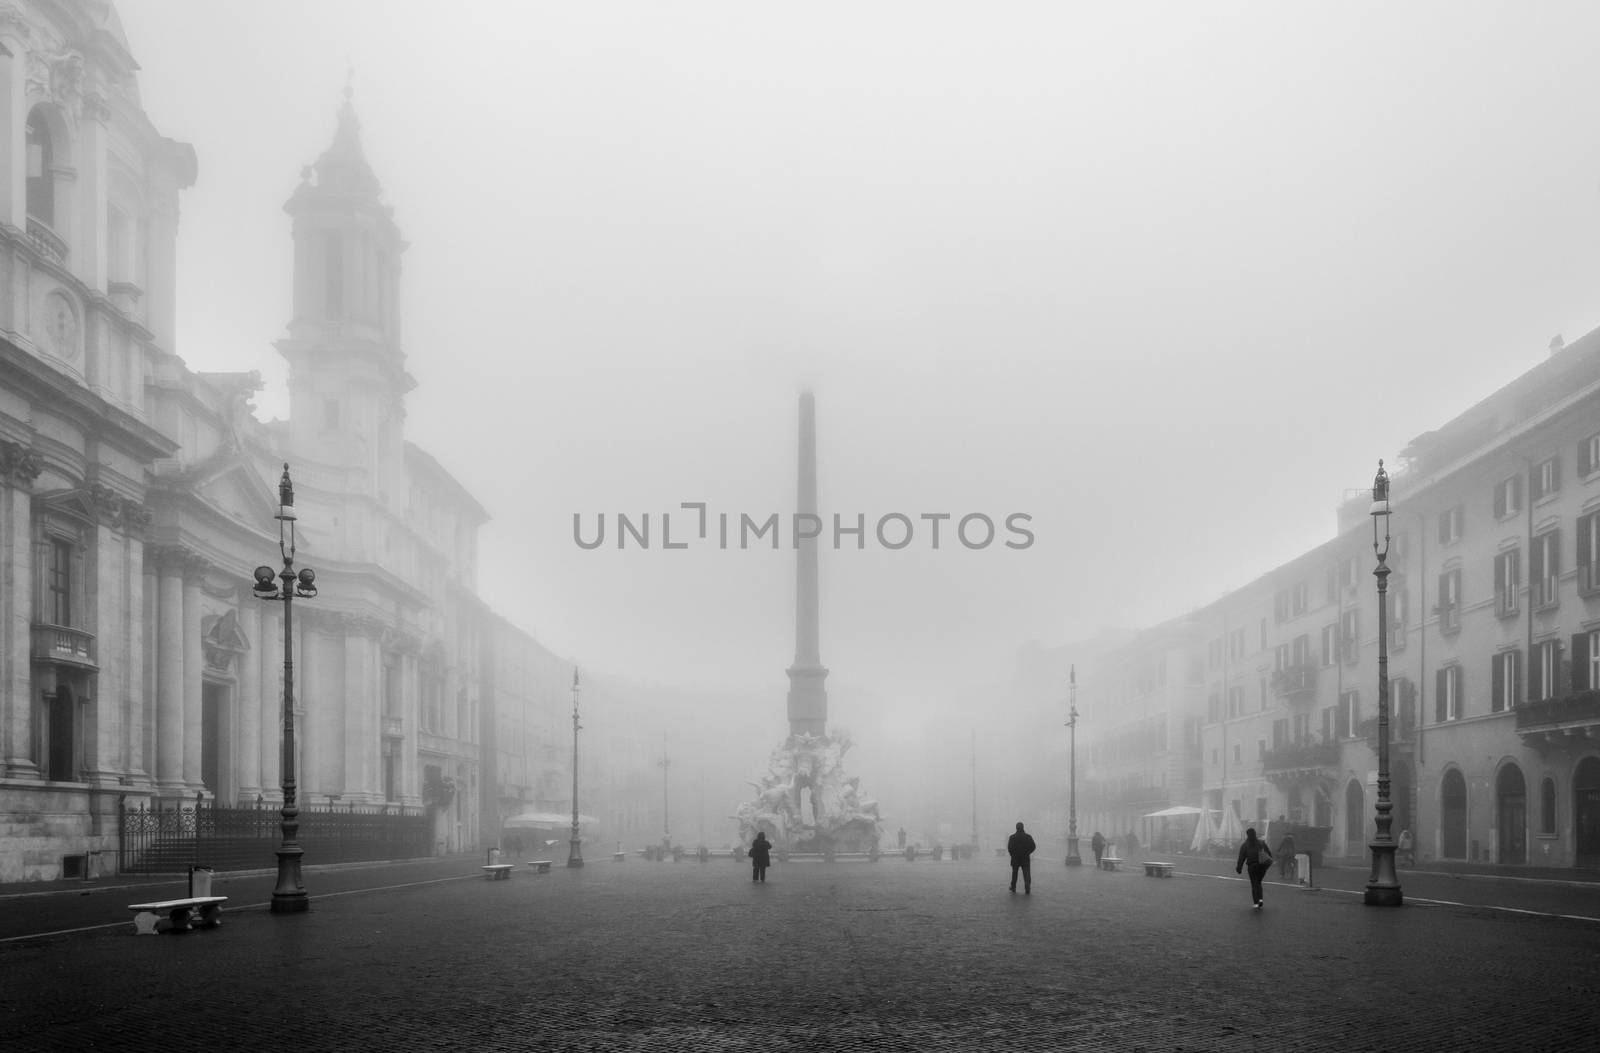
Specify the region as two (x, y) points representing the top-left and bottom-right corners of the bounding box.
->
(119, 794), (433, 874)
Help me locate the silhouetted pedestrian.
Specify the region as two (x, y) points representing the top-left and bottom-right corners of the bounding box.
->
(748, 831), (772, 883)
(1276, 831), (1296, 879)
(1236, 827), (1275, 909)
(1091, 831), (1106, 868)
(1007, 821), (1036, 894)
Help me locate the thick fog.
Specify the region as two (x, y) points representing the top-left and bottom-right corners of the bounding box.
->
(119, 0), (1600, 836)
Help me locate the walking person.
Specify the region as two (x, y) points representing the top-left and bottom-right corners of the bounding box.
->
(1235, 827), (1275, 909)
(1091, 831), (1106, 869)
(1007, 821), (1037, 894)
(748, 831), (772, 883)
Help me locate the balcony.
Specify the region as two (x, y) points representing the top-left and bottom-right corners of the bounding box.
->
(25, 216), (69, 266)
(31, 623), (96, 670)
(1516, 690), (1600, 752)
(1270, 664), (1318, 703)
(1260, 738), (1340, 788)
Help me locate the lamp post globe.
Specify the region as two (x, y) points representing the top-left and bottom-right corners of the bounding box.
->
(1364, 459), (1403, 907)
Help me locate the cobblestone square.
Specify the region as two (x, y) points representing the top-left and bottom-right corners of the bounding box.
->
(3, 855), (1596, 1051)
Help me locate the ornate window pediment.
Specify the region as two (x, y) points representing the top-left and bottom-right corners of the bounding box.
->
(201, 609), (250, 675)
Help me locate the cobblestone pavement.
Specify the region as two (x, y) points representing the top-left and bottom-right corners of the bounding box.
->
(3, 853), (1597, 1052)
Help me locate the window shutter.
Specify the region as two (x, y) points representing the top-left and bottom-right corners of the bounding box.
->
(1582, 438), (1595, 477)
(1573, 634), (1591, 693)
(1553, 458), (1561, 490)
(1436, 668), (1447, 723)
(1492, 653), (1504, 711)
(1493, 483), (1505, 519)
(1512, 475), (1522, 508)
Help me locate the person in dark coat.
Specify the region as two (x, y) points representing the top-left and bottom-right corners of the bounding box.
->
(748, 831), (773, 883)
(1276, 830), (1296, 879)
(1007, 821), (1037, 894)
(1236, 827), (1275, 909)
(1090, 831), (1106, 868)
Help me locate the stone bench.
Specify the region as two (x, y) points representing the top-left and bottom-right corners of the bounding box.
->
(128, 897), (228, 935)
(527, 860), (553, 874)
(1099, 856), (1123, 871)
(1142, 862), (1175, 878)
(482, 864), (515, 880)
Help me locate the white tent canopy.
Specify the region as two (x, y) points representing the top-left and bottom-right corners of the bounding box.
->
(504, 811), (598, 828)
(1143, 805), (1204, 818)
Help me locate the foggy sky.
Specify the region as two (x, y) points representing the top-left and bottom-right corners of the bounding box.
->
(120, 0), (1600, 720)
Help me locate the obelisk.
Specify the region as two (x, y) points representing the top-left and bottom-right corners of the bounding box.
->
(786, 391), (829, 738)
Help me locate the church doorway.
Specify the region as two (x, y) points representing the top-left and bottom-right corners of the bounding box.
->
(46, 685), (76, 782)
(1575, 757), (1600, 868)
(202, 681), (227, 795)
(1344, 779), (1364, 857)
(1441, 768), (1468, 860)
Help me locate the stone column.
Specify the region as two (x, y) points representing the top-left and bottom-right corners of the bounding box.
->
(0, 30), (25, 230)
(345, 624), (373, 802)
(154, 550), (185, 793)
(0, 444), (41, 778)
(236, 596), (262, 802)
(297, 609), (316, 800)
(258, 600), (281, 803)
(87, 488), (123, 784)
(181, 556), (205, 792)
(786, 391), (829, 737)
(401, 650), (421, 808)
(123, 508), (150, 784)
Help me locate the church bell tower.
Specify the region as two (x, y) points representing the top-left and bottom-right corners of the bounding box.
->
(276, 84), (413, 506)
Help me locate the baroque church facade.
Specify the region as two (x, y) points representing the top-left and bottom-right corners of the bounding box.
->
(0, 0), (589, 882)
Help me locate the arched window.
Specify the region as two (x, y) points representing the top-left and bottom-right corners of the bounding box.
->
(1441, 768), (1468, 859)
(26, 107), (54, 226)
(1540, 777), (1556, 836)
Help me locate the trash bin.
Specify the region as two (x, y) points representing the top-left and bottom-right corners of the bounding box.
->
(1294, 852), (1313, 890)
(189, 865), (214, 898)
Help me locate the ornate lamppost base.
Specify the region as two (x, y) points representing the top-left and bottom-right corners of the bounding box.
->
(1364, 842), (1403, 906)
(1064, 837), (1082, 866)
(567, 838), (585, 868)
(270, 850), (309, 913)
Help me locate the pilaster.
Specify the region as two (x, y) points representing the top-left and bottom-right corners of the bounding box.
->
(236, 594), (261, 802)
(181, 552), (205, 792)
(0, 441), (41, 778)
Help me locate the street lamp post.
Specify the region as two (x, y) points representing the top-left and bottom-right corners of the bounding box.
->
(1065, 664), (1082, 866)
(1365, 460), (1403, 906)
(567, 669), (584, 868)
(251, 464), (318, 914)
(970, 729), (978, 857)
(659, 736), (671, 853)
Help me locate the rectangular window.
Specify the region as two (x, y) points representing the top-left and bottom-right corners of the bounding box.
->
(324, 231), (344, 318)
(1273, 590), (1289, 623)
(1579, 512), (1600, 594)
(1436, 665), (1461, 722)
(1390, 588), (1408, 651)
(1437, 568), (1461, 631)
(1580, 433), (1600, 478)
(1292, 634), (1311, 667)
(1320, 624), (1338, 666)
(1259, 677), (1269, 712)
(1494, 549), (1520, 617)
(48, 539), (72, 626)
(1272, 718), (1288, 748)
(1532, 456), (1560, 502)
(1227, 686), (1244, 718)
(1274, 643), (1291, 672)
(1293, 712), (1310, 743)
(1531, 640), (1561, 703)
(1338, 689), (1359, 737)
(1340, 608), (1360, 659)
(1578, 629), (1600, 693)
(1228, 627), (1245, 662)
(1257, 740), (1266, 760)
(1259, 618), (1267, 651)
(1321, 706), (1334, 742)
(1493, 475), (1522, 519)
(1438, 505), (1463, 545)
(1491, 650), (1521, 713)
(1208, 693), (1220, 724)
(1292, 582), (1308, 616)
(1531, 530), (1560, 609)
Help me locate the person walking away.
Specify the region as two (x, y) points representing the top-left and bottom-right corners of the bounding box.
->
(1276, 830), (1296, 879)
(1091, 831), (1106, 869)
(1007, 822), (1037, 894)
(748, 831), (773, 883)
(1236, 827), (1275, 909)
